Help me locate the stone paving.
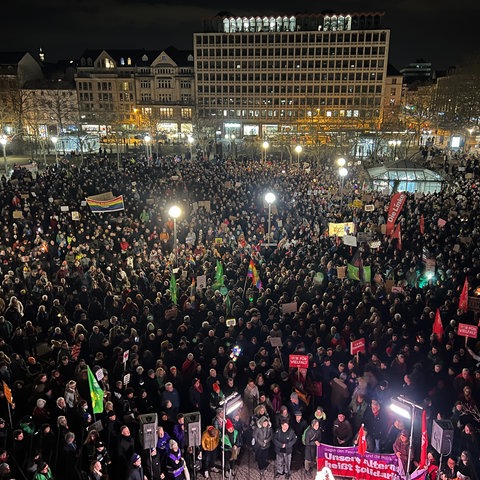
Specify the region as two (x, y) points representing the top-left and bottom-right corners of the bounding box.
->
(193, 448), (321, 480)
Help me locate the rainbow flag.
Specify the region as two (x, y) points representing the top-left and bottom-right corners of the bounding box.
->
(87, 195), (125, 213)
(247, 259), (262, 289)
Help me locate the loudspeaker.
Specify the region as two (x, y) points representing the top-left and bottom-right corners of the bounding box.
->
(138, 413), (158, 450)
(184, 411), (202, 447)
(431, 419), (454, 455)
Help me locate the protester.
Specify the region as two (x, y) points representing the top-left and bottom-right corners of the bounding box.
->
(0, 152), (479, 480)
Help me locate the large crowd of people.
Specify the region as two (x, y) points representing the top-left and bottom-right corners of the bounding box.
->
(0, 150), (479, 480)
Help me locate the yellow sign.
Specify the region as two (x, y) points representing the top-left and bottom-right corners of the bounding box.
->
(328, 222), (355, 237)
(353, 199), (363, 208)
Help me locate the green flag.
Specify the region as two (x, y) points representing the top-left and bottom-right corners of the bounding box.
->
(170, 273), (177, 305)
(225, 292), (231, 316)
(362, 265), (372, 284)
(347, 263), (360, 281)
(213, 260), (224, 290)
(87, 366), (104, 414)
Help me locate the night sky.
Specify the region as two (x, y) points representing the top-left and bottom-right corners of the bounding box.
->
(5, 0), (479, 70)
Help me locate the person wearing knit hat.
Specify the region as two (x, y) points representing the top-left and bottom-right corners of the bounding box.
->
(166, 438), (189, 480)
(222, 418), (241, 475)
(127, 453), (143, 480)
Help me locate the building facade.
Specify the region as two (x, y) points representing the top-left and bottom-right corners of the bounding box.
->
(75, 47), (195, 143)
(194, 12), (390, 141)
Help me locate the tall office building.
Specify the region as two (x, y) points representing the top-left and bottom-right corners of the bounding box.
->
(194, 13), (390, 140)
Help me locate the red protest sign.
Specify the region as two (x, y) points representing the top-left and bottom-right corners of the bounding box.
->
(350, 338), (366, 355)
(457, 323), (478, 339)
(289, 354), (309, 369)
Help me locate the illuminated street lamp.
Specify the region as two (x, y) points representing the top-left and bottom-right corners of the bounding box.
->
(295, 145), (303, 164)
(265, 192), (276, 245)
(338, 166), (348, 208)
(0, 137), (7, 174)
(337, 157), (346, 167)
(144, 135), (151, 158)
(262, 141), (269, 162)
(390, 397), (423, 479)
(220, 393), (243, 480)
(168, 205), (182, 266)
(188, 135), (194, 159)
(51, 136), (58, 167)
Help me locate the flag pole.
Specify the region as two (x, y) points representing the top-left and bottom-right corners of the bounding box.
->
(242, 273), (249, 299)
(6, 403), (12, 428)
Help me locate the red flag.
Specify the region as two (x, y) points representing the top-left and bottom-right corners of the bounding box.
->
(419, 410), (428, 469)
(419, 214), (425, 235)
(357, 424), (367, 456)
(459, 277), (469, 313)
(432, 309), (444, 341)
(386, 192), (407, 236)
(392, 223), (402, 251)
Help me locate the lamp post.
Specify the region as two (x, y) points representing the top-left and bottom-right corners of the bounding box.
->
(295, 145), (303, 164)
(389, 397), (423, 479)
(144, 135), (151, 159)
(337, 157), (346, 168)
(51, 136), (58, 168)
(265, 192), (276, 245)
(188, 135), (194, 160)
(0, 137), (7, 175)
(262, 141), (269, 162)
(168, 205), (181, 266)
(220, 393), (243, 480)
(231, 134), (236, 159)
(338, 166), (348, 208)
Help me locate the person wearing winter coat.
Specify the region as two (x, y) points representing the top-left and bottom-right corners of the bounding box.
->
(253, 416), (273, 474)
(273, 420), (297, 479)
(201, 426), (219, 478)
(303, 419), (322, 474)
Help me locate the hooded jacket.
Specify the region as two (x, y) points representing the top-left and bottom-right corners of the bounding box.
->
(253, 417), (273, 450)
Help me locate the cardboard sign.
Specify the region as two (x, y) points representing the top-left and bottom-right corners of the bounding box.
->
(391, 286), (404, 294)
(365, 204), (375, 212)
(437, 218), (447, 227)
(350, 338), (366, 355)
(357, 232), (372, 243)
(122, 350), (129, 364)
(458, 323), (478, 339)
(95, 369), (104, 381)
(61, 205), (69, 212)
(337, 266), (346, 279)
(343, 235), (357, 247)
(71, 211), (80, 221)
(289, 354), (309, 369)
(468, 297), (480, 312)
(269, 337), (283, 348)
(196, 274), (207, 290)
(123, 373), (131, 385)
(281, 302), (298, 314)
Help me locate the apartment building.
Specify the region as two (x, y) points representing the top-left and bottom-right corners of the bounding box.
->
(75, 47), (195, 141)
(194, 12), (390, 139)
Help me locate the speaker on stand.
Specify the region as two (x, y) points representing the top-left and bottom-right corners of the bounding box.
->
(138, 413), (158, 450)
(184, 412), (202, 480)
(431, 419), (454, 470)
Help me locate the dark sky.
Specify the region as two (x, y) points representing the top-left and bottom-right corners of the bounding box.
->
(5, 0), (479, 70)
